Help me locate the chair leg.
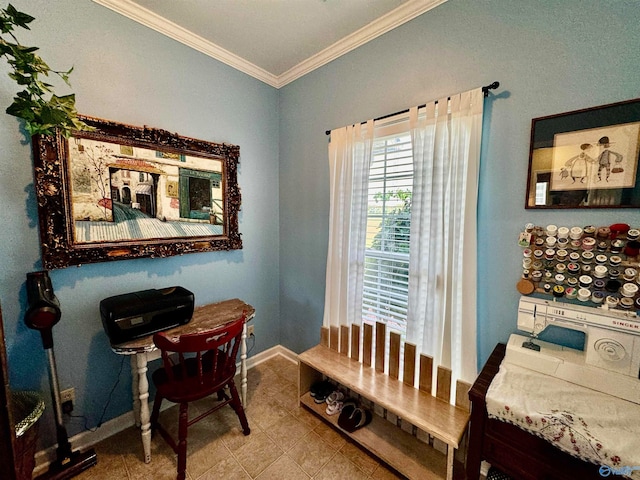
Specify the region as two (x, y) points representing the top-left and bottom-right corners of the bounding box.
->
(150, 393), (163, 433)
(177, 402), (189, 480)
(228, 380), (250, 435)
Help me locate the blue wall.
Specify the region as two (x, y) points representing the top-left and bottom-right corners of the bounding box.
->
(0, 0), (279, 446)
(1, 0), (639, 452)
(278, 0), (640, 363)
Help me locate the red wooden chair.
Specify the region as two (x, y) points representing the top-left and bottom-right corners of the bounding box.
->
(150, 314), (250, 480)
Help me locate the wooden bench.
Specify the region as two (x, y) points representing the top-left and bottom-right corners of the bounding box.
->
(298, 323), (471, 480)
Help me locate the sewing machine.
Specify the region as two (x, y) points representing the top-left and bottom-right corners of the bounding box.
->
(505, 296), (640, 404)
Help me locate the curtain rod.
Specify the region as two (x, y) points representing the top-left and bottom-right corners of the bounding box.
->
(324, 81), (500, 135)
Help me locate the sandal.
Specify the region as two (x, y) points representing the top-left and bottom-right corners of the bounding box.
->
(338, 405), (372, 432)
(352, 407), (372, 431)
(337, 400), (359, 431)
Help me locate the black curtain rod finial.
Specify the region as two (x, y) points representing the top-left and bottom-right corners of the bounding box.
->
(482, 81), (500, 97)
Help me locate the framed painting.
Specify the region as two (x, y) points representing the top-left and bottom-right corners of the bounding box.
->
(526, 98), (640, 208)
(32, 115), (242, 269)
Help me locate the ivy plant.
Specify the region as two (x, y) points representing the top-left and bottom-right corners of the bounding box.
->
(0, 3), (90, 137)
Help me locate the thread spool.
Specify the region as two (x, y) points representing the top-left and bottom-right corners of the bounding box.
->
(546, 224), (558, 237)
(557, 226), (570, 239)
(597, 226), (611, 239)
(569, 227), (583, 240)
(577, 288), (591, 302)
(624, 240), (640, 257)
(592, 291), (605, 304)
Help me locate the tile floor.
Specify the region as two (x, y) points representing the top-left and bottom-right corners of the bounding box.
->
(76, 355), (404, 479)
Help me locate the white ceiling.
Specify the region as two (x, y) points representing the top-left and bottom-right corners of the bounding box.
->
(92, 0), (447, 88)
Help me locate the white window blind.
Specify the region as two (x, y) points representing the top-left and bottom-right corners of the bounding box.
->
(362, 133), (412, 337)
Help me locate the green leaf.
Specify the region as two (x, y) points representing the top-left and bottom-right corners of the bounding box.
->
(72, 117), (95, 132)
(14, 90), (32, 100)
(50, 94), (77, 115)
(0, 17), (12, 34)
(6, 5), (35, 29)
(6, 99), (35, 120)
(42, 105), (68, 125)
(59, 66), (74, 85)
(18, 45), (38, 53)
(0, 41), (13, 55)
(1, 5), (88, 137)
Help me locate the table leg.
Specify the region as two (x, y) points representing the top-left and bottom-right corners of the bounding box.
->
(131, 356), (141, 426)
(134, 352), (152, 464)
(241, 322), (248, 406)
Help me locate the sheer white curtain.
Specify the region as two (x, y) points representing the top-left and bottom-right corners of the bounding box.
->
(323, 121), (374, 330)
(406, 88), (484, 389)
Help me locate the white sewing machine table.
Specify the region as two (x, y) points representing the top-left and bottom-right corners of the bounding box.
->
(110, 298), (255, 464)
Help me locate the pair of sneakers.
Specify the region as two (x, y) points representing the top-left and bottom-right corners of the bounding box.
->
(324, 390), (346, 416)
(310, 380), (334, 404)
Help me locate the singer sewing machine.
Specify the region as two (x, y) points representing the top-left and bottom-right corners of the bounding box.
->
(505, 296), (640, 404)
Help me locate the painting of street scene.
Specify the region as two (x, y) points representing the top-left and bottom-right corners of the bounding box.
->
(68, 136), (225, 244)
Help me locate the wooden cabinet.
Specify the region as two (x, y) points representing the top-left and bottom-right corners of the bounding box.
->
(467, 343), (604, 480)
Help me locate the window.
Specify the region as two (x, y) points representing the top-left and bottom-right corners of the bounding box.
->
(535, 172), (551, 206)
(325, 89), (483, 387)
(362, 133), (412, 336)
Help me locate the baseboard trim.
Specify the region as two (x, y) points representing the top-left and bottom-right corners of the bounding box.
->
(33, 345), (298, 475)
(246, 343), (298, 368)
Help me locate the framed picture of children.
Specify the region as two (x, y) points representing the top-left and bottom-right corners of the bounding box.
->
(526, 98), (640, 208)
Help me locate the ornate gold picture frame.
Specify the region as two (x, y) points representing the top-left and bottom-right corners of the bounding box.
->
(32, 115), (242, 269)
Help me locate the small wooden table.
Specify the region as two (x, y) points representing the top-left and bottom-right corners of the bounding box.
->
(110, 298), (255, 463)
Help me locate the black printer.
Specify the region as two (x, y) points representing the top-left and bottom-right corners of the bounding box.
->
(100, 286), (194, 345)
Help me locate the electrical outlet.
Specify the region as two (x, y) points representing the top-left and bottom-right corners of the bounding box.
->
(61, 387), (75, 414)
(60, 387), (75, 404)
(247, 325), (255, 336)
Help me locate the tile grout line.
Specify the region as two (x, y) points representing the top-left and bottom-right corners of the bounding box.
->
(120, 452), (133, 480)
(92, 357), (403, 480)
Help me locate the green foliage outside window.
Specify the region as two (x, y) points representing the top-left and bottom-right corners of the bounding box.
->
(370, 189), (412, 254)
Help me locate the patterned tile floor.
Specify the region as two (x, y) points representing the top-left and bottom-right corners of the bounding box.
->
(75, 355), (404, 479)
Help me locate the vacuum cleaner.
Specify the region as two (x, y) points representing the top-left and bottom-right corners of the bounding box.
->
(24, 271), (97, 480)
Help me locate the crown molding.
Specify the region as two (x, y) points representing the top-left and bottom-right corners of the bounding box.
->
(92, 0), (280, 87)
(92, 0), (447, 89)
(277, 0), (448, 87)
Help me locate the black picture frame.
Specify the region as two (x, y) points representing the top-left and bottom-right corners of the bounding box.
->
(526, 98), (640, 209)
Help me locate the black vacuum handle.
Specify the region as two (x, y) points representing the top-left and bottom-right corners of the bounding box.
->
(25, 271), (61, 349)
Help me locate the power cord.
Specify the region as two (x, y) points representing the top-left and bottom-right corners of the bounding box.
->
(68, 355), (126, 432)
(247, 332), (256, 355)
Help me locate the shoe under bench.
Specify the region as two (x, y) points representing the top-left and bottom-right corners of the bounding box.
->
(298, 342), (470, 480)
